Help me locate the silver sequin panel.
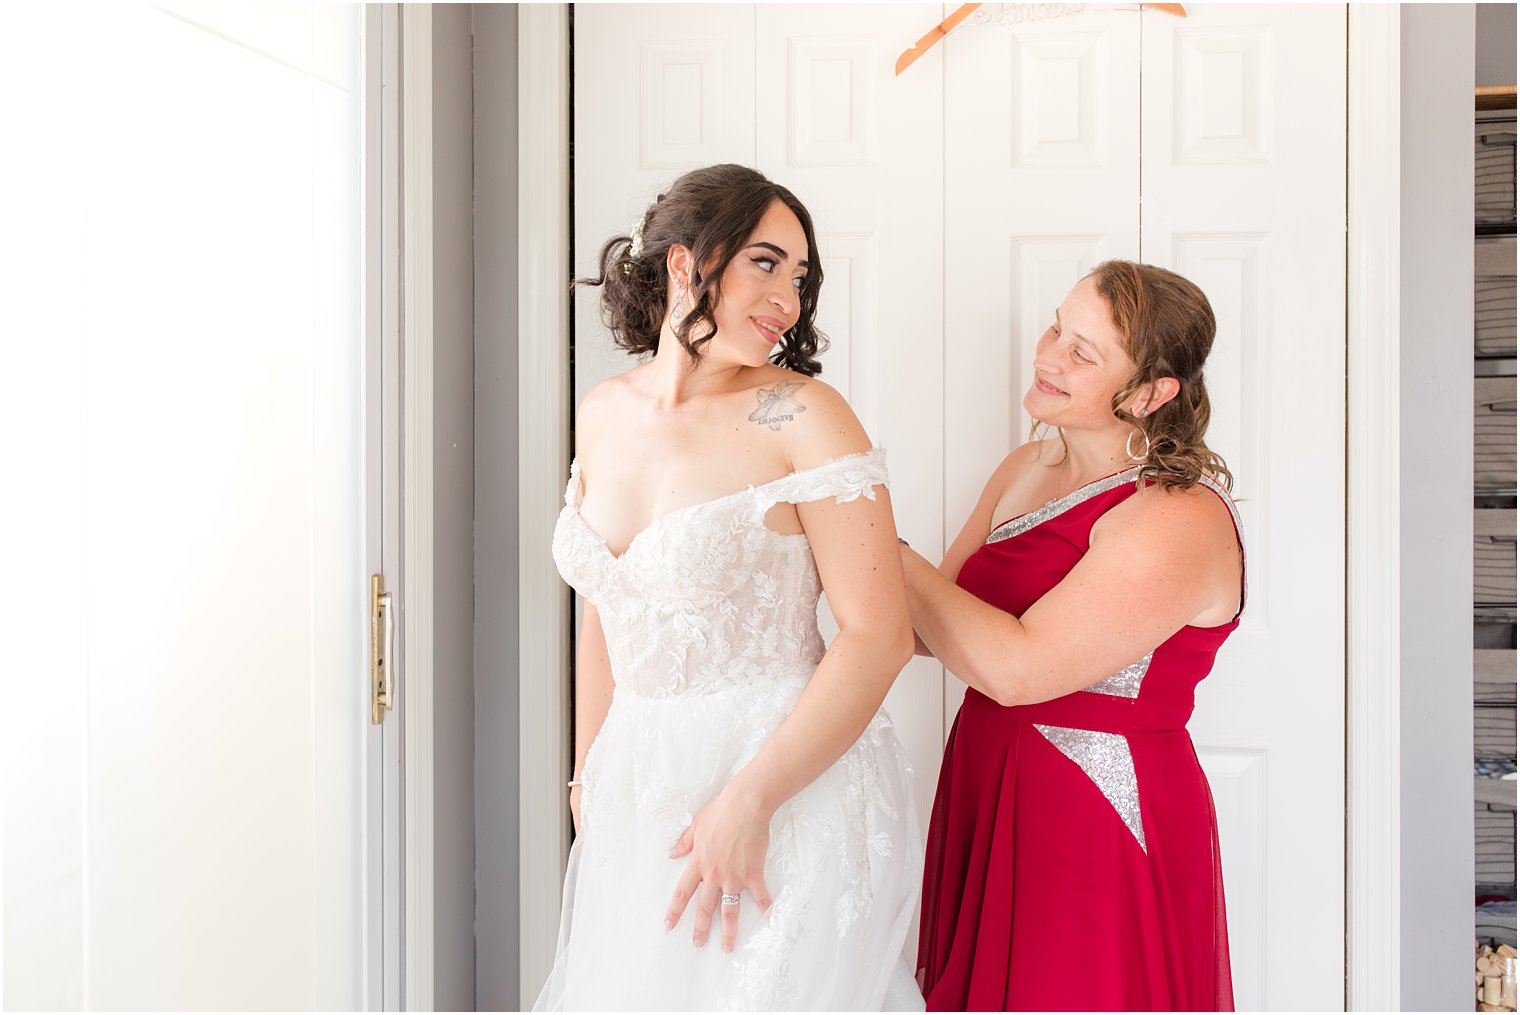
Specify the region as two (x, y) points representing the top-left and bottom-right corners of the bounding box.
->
(986, 467), (1144, 544)
(1033, 724), (1147, 852)
(1085, 652), (1153, 698)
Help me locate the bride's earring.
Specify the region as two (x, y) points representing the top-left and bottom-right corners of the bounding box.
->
(670, 289), (686, 325)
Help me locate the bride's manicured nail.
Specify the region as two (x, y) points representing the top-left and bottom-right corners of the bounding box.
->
(663, 918), (674, 932)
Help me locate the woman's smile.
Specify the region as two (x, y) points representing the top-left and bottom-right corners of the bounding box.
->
(751, 315), (786, 347)
(1035, 374), (1067, 396)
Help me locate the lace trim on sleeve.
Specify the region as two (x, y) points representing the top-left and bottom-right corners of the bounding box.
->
(757, 447), (890, 508)
(564, 459), (583, 509)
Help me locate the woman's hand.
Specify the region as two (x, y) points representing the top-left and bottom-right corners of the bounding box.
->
(570, 784), (583, 835)
(664, 783), (775, 952)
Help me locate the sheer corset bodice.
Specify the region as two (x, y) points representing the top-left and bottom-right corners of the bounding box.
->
(552, 448), (891, 698)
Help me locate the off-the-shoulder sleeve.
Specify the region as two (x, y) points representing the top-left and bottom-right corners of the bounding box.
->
(564, 459), (583, 509)
(757, 447), (890, 508)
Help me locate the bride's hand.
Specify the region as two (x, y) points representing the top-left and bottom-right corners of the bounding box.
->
(664, 784), (774, 952)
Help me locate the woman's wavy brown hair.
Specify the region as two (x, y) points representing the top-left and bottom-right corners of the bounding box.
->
(1090, 259), (1234, 492)
(573, 164), (827, 376)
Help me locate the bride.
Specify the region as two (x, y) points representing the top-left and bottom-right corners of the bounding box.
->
(535, 164), (923, 1011)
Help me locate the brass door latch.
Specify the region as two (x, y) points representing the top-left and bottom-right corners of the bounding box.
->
(371, 574), (394, 725)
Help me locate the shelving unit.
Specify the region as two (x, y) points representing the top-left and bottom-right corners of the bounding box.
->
(1474, 92), (1517, 968)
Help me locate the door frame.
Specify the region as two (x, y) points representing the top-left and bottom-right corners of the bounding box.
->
(511, 3), (1404, 1008)
(1345, 6), (1401, 1009)
(393, 2), (440, 1009)
(400, 1), (436, 1008)
(367, 4), (403, 1010)
(516, 4), (574, 1010)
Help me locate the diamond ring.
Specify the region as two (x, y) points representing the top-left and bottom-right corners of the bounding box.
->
(720, 892), (741, 907)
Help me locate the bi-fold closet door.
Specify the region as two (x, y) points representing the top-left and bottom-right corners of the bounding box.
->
(574, 6), (1346, 1009)
(943, 7), (1346, 1010)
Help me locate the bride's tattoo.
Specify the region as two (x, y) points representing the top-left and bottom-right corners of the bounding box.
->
(748, 381), (808, 432)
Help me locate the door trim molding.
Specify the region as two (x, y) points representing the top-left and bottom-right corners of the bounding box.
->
(518, 4), (573, 1008)
(365, 4), (404, 1010)
(1346, 4), (1401, 1009)
(401, 4), (435, 1010)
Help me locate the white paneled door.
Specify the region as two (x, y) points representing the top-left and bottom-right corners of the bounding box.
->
(3, 5), (381, 1009)
(1140, 8), (1347, 1009)
(942, 6), (1142, 726)
(571, 5), (1345, 1009)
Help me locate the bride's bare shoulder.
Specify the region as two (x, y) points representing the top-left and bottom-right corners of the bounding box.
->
(745, 369), (871, 470)
(575, 370), (644, 451)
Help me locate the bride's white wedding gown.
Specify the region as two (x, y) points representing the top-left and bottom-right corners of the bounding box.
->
(535, 449), (923, 1011)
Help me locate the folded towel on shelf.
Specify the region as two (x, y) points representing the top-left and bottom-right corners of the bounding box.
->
(1477, 900), (1517, 948)
(1477, 682), (1518, 705)
(1476, 707), (1519, 762)
(1475, 378), (1517, 488)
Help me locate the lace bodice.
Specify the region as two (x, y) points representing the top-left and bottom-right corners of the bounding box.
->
(552, 449), (890, 699)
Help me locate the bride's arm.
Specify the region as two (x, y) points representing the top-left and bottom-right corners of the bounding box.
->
(569, 602), (613, 834)
(567, 388), (617, 834)
(728, 481), (915, 798)
(664, 383), (913, 952)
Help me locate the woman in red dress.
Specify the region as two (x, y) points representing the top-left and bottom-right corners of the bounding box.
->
(903, 260), (1242, 1011)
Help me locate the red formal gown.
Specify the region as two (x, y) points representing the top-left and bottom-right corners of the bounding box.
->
(917, 467), (1241, 1012)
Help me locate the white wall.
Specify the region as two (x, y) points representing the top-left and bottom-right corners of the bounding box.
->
(1399, 4), (1477, 1009)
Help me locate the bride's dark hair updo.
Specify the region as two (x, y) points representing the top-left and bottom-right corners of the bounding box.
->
(574, 164), (828, 376)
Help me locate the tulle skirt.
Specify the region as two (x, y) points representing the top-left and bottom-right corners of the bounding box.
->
(533, 681), (924, 1011)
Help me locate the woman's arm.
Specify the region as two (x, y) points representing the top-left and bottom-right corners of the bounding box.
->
(909, 447), (1033, 657)
(903, 483), (1240, 706)
(664, 381), (913, 952)
(568, 602), (614, 834)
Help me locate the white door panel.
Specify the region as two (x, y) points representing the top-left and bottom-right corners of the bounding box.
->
(3, 5), (374, 1008)
(943, 9), (1143, 728)
(1142, 7), (1347, 1010)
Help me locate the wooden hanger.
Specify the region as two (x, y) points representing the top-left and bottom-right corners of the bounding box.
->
(895, 3), (1188, 77)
